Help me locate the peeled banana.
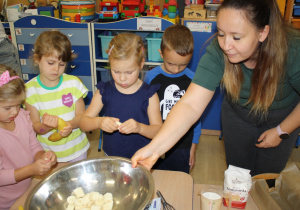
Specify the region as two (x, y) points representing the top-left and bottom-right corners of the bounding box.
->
(48, 117), (68, 142)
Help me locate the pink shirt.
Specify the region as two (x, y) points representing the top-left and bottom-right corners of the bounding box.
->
(0, 109), (44, 209)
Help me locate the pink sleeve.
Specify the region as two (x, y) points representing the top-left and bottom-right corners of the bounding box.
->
(24, 110), (44, 158)
(0, 155), (17, 186)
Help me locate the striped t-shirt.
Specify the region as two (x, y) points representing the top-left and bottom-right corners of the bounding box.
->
(25, 74), (90, 162)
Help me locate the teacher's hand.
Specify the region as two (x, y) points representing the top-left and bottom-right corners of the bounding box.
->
(256, 127), (282, 148)
(131, 146), (160, 171)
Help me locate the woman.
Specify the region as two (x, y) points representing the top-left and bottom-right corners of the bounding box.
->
(131, 0), (300, 176)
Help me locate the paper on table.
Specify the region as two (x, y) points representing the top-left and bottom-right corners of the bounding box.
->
(251, 163), (300, 209)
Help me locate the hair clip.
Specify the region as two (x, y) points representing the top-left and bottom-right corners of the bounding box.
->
(108, 45), (115, 56)
(0, 70), (20, 87)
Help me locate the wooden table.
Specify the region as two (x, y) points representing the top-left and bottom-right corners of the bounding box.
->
(10, 164), (258, 210)
(152, 170), (193, 209)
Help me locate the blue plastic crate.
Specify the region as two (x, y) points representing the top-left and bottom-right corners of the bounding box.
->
(145, 33), (163, 62)
(293, 5), (300, 16)
(98, 32), (114, 59)
(296, 0), (300, 3)
(96, 67), (110, 82)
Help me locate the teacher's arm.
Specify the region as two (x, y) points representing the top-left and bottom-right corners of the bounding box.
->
(131, 83), (215, 170)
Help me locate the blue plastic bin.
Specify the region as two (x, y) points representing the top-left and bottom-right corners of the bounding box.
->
(96, 67), (110, 82)
(293, 5), (300, 16)
(98, 32), (114, 59)
(145, 33), (163, 62)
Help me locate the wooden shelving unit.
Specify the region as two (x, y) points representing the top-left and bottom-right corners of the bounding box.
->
(285, 0), (300, 29)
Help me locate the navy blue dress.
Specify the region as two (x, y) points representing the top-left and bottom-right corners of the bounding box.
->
(96, 81), (160, 158)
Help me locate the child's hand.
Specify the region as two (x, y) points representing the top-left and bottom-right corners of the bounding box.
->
(98, 117), (120, 133)
(42, 151), (57, 166)
(42, 113), (58, 128)
(32, 159), (52, 176)
(118, 118), (141, 134)
(59, 122), (72, 138)
(189, 144), (197, 170)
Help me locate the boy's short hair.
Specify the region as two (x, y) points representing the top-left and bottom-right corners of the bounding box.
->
(160, 25), (194, 56)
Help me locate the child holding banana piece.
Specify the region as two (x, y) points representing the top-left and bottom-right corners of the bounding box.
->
(79, 33), (162, 159)
(24, 31), (90, 162)
(0, 65), (57, 209)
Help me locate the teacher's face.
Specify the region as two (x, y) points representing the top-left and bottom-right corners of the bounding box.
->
(217, 8), (266, 68)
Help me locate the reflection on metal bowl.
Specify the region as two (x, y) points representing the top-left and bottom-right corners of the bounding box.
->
(24, 157), (154, 210)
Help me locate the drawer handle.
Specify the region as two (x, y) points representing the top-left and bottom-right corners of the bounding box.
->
(30, 33), (35, 37)
(71, 50), (74, 53)
(70, 65), (76, 68)
(32, 48), (34, 52)
(68, 34), (74, 37)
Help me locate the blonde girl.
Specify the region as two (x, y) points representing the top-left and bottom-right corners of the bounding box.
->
(0, 65), (56, 209)
(80, 33), (162, 158)
(24, 31), (90, 162)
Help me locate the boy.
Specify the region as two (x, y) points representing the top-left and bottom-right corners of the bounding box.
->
(144, 25), (201, 174)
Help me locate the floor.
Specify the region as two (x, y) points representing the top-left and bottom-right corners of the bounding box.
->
(86, 130), (300, 185)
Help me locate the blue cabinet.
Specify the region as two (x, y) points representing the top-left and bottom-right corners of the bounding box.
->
(13, 15), (94, 105)
(182, 19), (223, 132)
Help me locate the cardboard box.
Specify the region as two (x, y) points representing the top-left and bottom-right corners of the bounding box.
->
(184, 5), (206, 19)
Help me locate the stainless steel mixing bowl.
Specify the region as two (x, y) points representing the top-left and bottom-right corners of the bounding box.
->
(24, 157), (154, 210)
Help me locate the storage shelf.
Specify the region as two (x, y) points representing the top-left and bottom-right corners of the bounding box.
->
(95, 59), (162, 66)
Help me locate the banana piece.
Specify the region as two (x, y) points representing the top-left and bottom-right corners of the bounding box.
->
(103, 201), (113, 210)
(81, 195), (90, 206)
(67, 195), (76, 204)
(91, 205), (102, 210)
(74, 205), (84, 210)
(48, 132), (62, 142)
(48, 117), (67, 142)
(94, 198), (104, 206)
(115, 121), (122, 126)
(58, 117), (68, 131)
(104, 193), (113, 203)
(91, 192), (102, 201)
(73, 187), (85, 199)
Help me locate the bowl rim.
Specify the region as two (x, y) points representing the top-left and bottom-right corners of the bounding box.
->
(24, 156), (154, 210)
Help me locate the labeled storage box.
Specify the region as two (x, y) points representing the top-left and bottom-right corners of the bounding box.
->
(98, 32), (114, 59)
(145, 33), (163, 62)
(184, 5), (206, 19)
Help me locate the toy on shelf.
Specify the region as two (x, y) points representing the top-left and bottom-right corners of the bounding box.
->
(120, 0), (147, 19)
(35, 0), (60, 18)
(28, 0), (37, 9)
(146, 0), (162, 17)
(99, 0), (120, 21)
(60, 0), (96, 22)
(162, 0), (179, 24)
